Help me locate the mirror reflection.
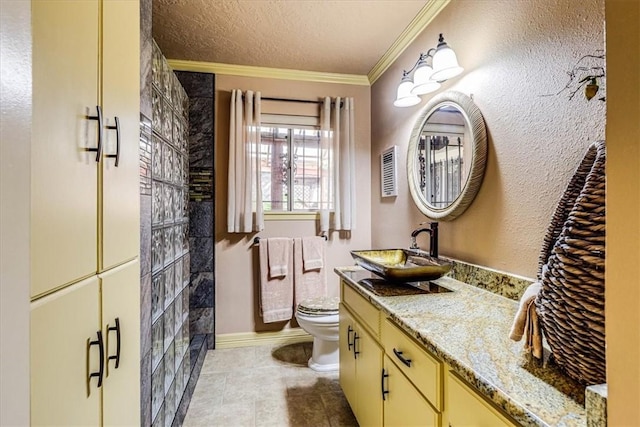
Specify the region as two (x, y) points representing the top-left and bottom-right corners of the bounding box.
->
(407, 91), (487, 221)
(417, 105), (470, 208)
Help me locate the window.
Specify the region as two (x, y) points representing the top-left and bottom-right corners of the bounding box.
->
(258, 126), (329, 212)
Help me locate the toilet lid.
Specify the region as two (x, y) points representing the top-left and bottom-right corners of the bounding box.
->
(297, 296), (340, 316)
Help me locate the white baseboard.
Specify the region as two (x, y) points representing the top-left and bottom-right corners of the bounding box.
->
(215, 328), (313, 349)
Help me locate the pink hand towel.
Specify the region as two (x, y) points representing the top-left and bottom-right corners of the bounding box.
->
(268, 237), (290, 278)
(509, 281), (543, 359)
(294, 238), (327, 307)
(509, 282), (541, 341)
(302, 236), (325, 271)
(259, 238), (294, 323)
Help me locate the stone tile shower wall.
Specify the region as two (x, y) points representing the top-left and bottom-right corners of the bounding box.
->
(149, 41), (190, 427)
(174, 71), (216, 351)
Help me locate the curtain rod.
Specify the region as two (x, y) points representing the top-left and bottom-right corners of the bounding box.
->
(263, 96), (321, 104)
(241, 95), (342, 107)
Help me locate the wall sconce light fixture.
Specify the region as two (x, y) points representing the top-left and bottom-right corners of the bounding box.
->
(394, 33), (464, 107)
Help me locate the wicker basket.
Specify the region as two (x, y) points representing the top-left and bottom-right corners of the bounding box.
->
(535, 140), (606, 385)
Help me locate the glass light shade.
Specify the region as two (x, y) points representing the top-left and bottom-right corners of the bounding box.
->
(431, 45), (464, 81)
(394, 79), (420, 107)
(411, 62), (440, 95)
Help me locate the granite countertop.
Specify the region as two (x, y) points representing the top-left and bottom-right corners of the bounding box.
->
(336, 266), (589, 427)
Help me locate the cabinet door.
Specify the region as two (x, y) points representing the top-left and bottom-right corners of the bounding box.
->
(101, 260), (141, 426)
(31, 0), (99, 297)
(31, 276), (101, 426)
(354, 325), (383, 427)
(383, 356), (439, 427)
(339, 304), (357, 410)
(447, 372), (516, 427)
(101, 0), (141, 270)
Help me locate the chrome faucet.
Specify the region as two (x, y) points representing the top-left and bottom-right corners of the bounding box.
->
(410, 222), (439, 258)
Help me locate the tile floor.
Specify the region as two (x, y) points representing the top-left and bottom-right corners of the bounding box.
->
(183, 341), (358, 427)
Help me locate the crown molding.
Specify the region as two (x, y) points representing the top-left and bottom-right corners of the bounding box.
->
(167, 59), (371, 86)
(367, 0), (451, 85)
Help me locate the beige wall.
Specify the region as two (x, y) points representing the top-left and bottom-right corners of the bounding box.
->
(215, 76), (371, 334)
(605, 0), (640, 424)
(0, 0), (31, 424)
(371, 0), (605, 279)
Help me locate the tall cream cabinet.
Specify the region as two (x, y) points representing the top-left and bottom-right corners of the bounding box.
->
(30, 0), (141, 425)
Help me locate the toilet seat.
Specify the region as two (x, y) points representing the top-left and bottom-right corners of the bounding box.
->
(296, 296), (339, 316)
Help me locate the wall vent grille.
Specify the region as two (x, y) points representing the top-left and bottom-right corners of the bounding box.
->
(381, 146), (398, 197)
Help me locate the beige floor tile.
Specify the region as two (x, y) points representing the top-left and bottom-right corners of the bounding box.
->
(285, 372), (341, 396)
(185, 341), (357, 427)
(222, 366), (289, 404)
(188, 372), (226, 407)
(201, 346), (258, 373)
(254, 392), (291, 427)
(320, 392), (358, 427)
(254, 342), (311, 369)
(285, 393), (331, 427)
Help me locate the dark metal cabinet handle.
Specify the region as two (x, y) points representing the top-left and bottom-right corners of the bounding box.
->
(106, 317), (121, 375)
(353, 333), (360, 359)
(86, 330), (104, 396)
(393, 348), (412, 367)
(381, 368), (389, 401)
(85, 105), (103, 162)
(105, 116), (120, 167)
(347, 325), (354, 352)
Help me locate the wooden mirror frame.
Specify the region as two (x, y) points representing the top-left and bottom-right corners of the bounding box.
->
(407, 91), (487, 221)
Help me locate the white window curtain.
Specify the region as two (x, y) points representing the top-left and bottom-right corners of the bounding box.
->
(227, 89), (264, 233)
(319, 96), (356, 233)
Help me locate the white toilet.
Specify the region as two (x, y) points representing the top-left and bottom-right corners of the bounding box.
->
(295, 296), (340, 372)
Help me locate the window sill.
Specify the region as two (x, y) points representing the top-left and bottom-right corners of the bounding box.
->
(264, 211), (319, 221)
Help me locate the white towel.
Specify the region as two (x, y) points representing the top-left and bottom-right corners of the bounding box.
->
(302, 236), (324, 271)
(294, 238), (327, 307)
(259, 238), (293, 323)
(267, 237), (290, 278)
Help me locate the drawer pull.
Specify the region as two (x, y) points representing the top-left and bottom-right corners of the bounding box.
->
(105, 116), (121, 167)
(85, 105), (103, 162)
(381, 368), (389, 401)
(353, 332), (360, 359)
(86, 330), (104, 397)
(106, 317), (121, 374)
(347, 325), (354, 352)
(393, 348), (412, 367)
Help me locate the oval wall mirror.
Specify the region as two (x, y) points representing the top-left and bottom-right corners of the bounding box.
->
(407, 91), (487, 221)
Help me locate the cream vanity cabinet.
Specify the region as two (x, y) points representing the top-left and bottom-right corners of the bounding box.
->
(339, 280), (520, 427)
(30, 0), (140, 425)
(446, 371), (518, 427)
(382, 318), (442, 426)
(383, 355), (438, 426)
(340, 285), (383, 426)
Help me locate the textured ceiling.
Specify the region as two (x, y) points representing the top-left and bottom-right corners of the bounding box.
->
(152, 0), (429, 76)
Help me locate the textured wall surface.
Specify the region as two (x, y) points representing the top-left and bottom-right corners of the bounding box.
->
(214, 76), (371, 334)
(371, 0), (606, 279)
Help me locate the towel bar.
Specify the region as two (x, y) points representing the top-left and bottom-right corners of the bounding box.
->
(253, 235), (327, 245)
